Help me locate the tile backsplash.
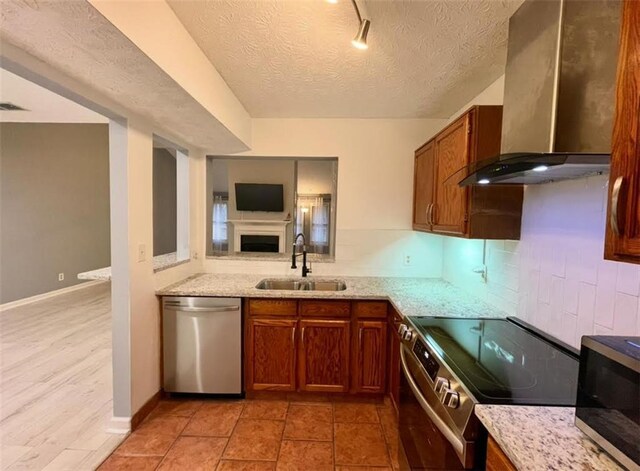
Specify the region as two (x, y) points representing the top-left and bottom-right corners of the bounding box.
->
(443, 174), (640, 348)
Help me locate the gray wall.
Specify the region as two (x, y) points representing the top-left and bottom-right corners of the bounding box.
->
(152, 148), (177, 256)
(0, 123), (110, 304)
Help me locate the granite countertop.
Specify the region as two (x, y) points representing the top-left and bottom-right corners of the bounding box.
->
(156, 273), (507, 319)
(475, 405), (624, 471)
(78, 252), (190, 281)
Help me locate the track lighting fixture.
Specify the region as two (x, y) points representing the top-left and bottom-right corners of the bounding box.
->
(326, 0), (371, 50)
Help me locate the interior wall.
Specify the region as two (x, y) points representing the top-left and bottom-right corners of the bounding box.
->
(440, 75), (640, 347)
(153, 147), (177, 256)
(202, 118), (447, 277)
(0, 123), (110, 304)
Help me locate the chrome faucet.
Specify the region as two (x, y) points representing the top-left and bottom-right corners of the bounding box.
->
(291, 233), (312, 277)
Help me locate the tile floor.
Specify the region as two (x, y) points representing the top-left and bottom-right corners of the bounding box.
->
(99, 398), (401, 470)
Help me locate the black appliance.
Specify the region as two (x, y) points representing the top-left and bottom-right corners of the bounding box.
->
(397, 316), (580, 470)
(235, 183), (284, 212)
(575, 336), (640, 471)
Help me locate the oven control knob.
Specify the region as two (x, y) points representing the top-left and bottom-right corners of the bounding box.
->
(443, 388), (460, 409)
(434, 377), (450, 395)
(398, 324), (408, 336)
(402, 329), (414, 341)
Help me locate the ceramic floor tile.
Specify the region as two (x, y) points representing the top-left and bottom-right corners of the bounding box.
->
(223, 419), (285, 461)
(113, 431), (176, 456)
(334, 423), (390, 467)
(286, 404), (333, 423)
(136, 416), (189, 438)
(283, 419), (333, 442)
(217, 460), (277, 470)
(157, 436), (227, 471)
(276, 440), (333, 471)
(333, 403), (380, 424)
(150, 400), (203, 418)
(97, 454), (163, 471)
(241, 401), (289, 420)
(182, 402), (244, 437)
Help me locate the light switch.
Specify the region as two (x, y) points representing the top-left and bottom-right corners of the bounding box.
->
(138, 244), (146, 262)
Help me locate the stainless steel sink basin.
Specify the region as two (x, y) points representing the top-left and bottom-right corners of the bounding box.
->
(255, 279), (347, 291)
(255, 280), (305, 290)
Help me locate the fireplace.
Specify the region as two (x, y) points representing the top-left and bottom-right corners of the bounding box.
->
(240, 235), (279, 253)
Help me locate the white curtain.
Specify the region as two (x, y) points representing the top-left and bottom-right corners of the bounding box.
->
(296, 195), (330, 252)
(212, 199), (228, 243)
(310, 202), (329, 246)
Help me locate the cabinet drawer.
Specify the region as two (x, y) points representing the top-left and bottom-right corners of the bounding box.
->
(353, 301), (388, 319)
(299, 300), (351, 318)
(248, 299), (298, 317)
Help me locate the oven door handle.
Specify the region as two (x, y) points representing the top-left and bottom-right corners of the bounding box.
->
(400, 346), (465, 456)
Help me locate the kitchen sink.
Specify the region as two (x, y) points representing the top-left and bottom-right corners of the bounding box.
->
(255, 279), (347, 291)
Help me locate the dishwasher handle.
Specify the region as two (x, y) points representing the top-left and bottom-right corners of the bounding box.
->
(163, 303), (240, 313)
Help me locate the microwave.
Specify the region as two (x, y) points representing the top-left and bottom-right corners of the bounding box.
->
(575, 336), (640, 471)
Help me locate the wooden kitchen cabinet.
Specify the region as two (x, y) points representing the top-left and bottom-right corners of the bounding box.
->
(246, 318), (297, 391)
(605, 0), (640, 264)
(413, 140), (436, 231)
(486, 436), (516, 471)
(353, 320), (387, 394)
(298, 319), (350, 392)
(412, 105), (523, 239)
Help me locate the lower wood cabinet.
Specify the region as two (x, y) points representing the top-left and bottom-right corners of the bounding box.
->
(353, 320), (387, 394)
(245, 299), (390, 395)
(246, 318), (297, 391)
(298, 319), (350, 392)
(486, 436), (516, 471)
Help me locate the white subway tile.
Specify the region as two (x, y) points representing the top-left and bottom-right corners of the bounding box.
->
(563, 279), (579, 315)
(576, 282), (596, 341)
(613, 292), (639, 336)
(616, 262), (640, 297)
(538, 274), (552, 305)
(560, 312), (578, 348)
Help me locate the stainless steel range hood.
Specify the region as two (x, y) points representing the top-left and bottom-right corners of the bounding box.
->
(459, 0), (621, 186)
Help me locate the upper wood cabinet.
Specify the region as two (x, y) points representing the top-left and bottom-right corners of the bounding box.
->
(298, 319), (350, 393)
(413, 105), (524, 239)
(605, 0), (640, 264)
(413, 140), (436, 231)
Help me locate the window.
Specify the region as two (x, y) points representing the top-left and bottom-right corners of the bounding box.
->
(206, 156), (337, 258)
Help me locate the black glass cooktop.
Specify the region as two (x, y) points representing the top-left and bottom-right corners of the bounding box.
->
(409, 317), (580, 406)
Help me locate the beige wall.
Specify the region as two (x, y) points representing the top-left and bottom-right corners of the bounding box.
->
(0, 123), (110, 304)
(202, 119), (447, 277)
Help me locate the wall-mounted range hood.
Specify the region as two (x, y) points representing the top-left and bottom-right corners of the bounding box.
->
(459, 0), (621, 186)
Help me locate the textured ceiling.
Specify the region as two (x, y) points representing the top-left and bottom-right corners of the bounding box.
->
(168, 0), (524, 119)
(0, 0), (248, 152)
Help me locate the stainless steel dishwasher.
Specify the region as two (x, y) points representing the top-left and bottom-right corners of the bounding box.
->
(162, 297), (242, 394)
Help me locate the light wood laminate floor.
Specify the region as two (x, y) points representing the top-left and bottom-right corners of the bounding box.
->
(0, 283), (124, 470)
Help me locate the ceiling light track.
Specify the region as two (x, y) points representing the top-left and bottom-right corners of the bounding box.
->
(326, 0), (371, 50)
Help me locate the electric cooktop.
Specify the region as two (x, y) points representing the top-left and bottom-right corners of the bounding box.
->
(408, 316), (580, 406)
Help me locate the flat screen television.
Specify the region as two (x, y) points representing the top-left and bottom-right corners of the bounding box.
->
(235, 183), (284, 212)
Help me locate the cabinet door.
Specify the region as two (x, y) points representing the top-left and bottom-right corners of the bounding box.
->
(298, 319), (350, 393)
(353, 321), (387, 394)
(246, 318), (297, 391)
(433, 113), (470, 235)
(605, 0), (640, 263)
(413, 141), (436, 231)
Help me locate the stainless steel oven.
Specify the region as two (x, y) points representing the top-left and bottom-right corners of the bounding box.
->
(575, 336), (640, 471)
(397, 316), (581, 471)
(399, 344), (481, 470)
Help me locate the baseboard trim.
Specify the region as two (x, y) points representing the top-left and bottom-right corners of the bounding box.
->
(131, 390), (162, 431)
(0, 280), (107, 312)
(105, 416), (131, 435)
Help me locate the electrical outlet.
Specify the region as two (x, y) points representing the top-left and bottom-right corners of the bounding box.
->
(58, 273), (64, 282)
(138, 244), (146, 262)
(403, 253), (413, 266)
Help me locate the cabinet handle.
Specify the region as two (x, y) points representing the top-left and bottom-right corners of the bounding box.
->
(301, 327), (305, 345)
(359, 328), (363, 345)
(427, 203), (433, 225)
(292, 326), (296, 345)
(610, 176), (624, 236)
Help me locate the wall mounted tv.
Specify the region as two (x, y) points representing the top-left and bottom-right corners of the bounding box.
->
(235, 183), (284, 212)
